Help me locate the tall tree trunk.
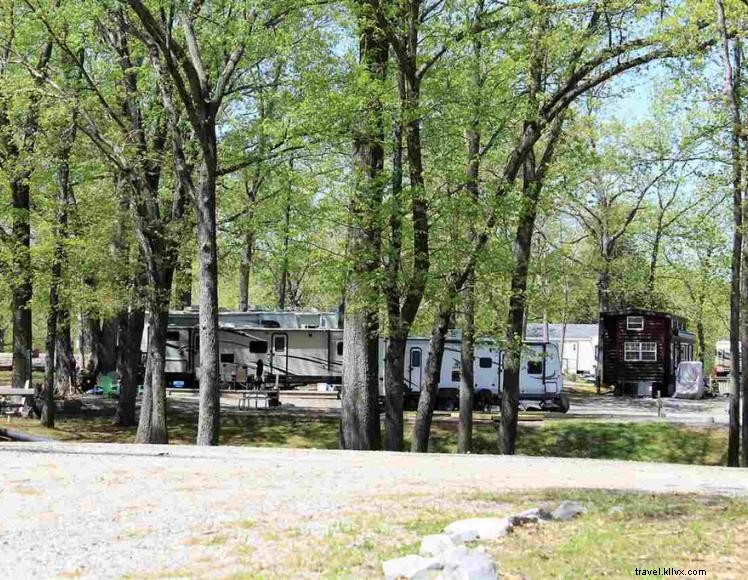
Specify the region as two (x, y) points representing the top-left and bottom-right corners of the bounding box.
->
(114, 308), (145, 426)
(340, 0), (388, 451)
(55, 313), (74, 395)
(384, 333), (405, 450)
(595, 263), (611, 393)
(500, 147), (540, 455)
(458, 275), (475, 453)
(99, 316), (118, 374)
(278, 196), (291, 310)
(196, 153), (221, 446)
(11, 178), (33, 390)
(135, 303), (170, 444)
(716, 0), (742, 467)
(411, 303), (452, 452)
(6, 39), (53, 390)
(646, 215), (664, 298)
(41, 121), (75, 425)
(383, 82), (405, 452)
(238, 230), (254, 312)
(42, 270), (60, 428)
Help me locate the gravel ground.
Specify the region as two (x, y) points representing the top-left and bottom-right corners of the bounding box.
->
(2, 442), (748, 579)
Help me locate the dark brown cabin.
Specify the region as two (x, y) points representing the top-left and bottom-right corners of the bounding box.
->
(600, 309), (694, 397)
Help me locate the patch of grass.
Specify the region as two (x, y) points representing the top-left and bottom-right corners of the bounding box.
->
(473, 490), (748, 579)
(236, 490), (748, 578)
(8, 406), (728, 465)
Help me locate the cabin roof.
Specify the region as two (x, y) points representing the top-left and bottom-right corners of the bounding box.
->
(600, 308), (685, 322)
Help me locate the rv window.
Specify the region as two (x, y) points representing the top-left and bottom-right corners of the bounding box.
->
(220, 353), (235, 364)
(273, 335), (286, 353)
(410, 349), (421, 368)
(337, 341), (344, 356)
(166, 331), (181, 342)
(479, 357), (492, 369)
(527, 360), (543, 375)
(249, 340), (268, 354)
(627, 316), (644, 331)
(261, 320), (281, 328)
(451, 369), (461, 382)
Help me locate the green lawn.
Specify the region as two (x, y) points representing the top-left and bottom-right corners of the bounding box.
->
(8, 408), (728, 465)
(140, 489), (748, 578)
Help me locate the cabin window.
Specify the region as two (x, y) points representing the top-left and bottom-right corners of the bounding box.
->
(451, 369), (461, 382)
(336, 341), (344, 356)
(479, 357), (492, 369)
(410, 349), (421, 368)
(624, 341), (657, 362)
(273, 335), (286, 353)
(166, 331), (181, 342)
(220, 353), (235, 364)
(527, 360), (543, 375)
(627, 316), (644, 331)
(249, 340), (268, 354)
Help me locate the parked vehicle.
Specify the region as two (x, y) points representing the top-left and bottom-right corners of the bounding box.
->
(143, 311), (568, 412)
(384, 336), (567, 412)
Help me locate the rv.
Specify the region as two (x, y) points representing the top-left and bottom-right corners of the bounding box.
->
(144, 310), (344, 388)
(387, 335), (567, 412)
(145, 311), (568, 411)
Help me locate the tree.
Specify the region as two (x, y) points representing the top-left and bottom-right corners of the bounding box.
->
(340, 0), (389, 451)
(715, 0), (744, 467)
(0, 7), (53, 389)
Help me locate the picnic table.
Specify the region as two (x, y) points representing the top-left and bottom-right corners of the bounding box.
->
(0, 388), (36, 419)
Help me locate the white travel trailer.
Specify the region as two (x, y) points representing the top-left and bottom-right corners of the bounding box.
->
(383, 335), (567, 412)
(144, 311), (568, 411)
(143, 324), (344, 389)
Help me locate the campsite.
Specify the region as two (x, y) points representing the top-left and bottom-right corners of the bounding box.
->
(5, 0), (748, 578)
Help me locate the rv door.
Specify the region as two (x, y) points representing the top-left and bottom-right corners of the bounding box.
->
(408, 347), (423, 392)
(271, 333), (288, 387)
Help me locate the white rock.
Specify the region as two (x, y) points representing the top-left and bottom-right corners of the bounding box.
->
(446, 528), (479, 543)
(439, 547), (498, 580)
(420, 533), (458, 557)
(444, 518), (513, 540)
(440, 545), (470, 567)
(551, 501), (586, 521)
(383, 554), (443, 580)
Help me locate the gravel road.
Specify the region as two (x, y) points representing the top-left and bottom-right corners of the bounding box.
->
(2, 442), (748, 579)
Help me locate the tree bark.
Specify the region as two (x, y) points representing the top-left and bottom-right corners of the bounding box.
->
(99, 317), (118, 374)
(135, 305), (170, 444)
(238, 230), (254, 312)
(55, 313), (74, 395)
(10, 177), (33, 390)
(716, 0), (742, 467)
(500, 147), (540, 455)
(411, 303), (452, 452)
(384, 333), (405, 450)
(195, 154), (221, 446)
(114, 308), (145, 426)
(340, 0), (388, 451)
(458, 275), (475, 453)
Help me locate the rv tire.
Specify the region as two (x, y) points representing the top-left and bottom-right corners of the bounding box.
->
(557, 393), (570, 414)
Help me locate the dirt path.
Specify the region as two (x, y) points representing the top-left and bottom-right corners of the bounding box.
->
(2, 442), (748, 579)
